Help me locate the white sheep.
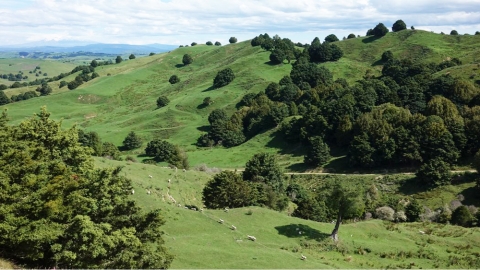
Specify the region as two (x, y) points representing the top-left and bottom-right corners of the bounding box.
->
(168, 179), (171, 183)
(148, 175), (152, 178)
(231, 225), (237, 230)
(301, 254), (307, 260)
(247, 235), (256, 241)
(183, 168), (186, 172)
(200, 208), (204, 212)
(131, 189), (135, 195)
(224, 207), (229, 213)
(147, 190), (151, 195)
(218, 219), (224, 224)
(299, 231), (302, 235)
(191, 207), (197, 211)
(184, 206), (188, 209)
(419, 230), (425, 234)
(177, 204), (181, 207)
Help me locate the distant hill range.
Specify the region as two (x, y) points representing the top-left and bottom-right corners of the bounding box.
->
(0, 42), (178, 56)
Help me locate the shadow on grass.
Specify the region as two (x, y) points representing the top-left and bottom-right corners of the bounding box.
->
(371, 59), (384, 66)
(196, 125), (210, 132)
(461, 186), (480, 206)
(175, 64), (185, 68)
(362, 36), (381, 44)
(286, 162), (310, 172)
(202, 86), (216, 92)
(265, 130), (304, 156)
(197, 103), (208, 109)
(264, 61), (281, 66)
(275, 223), (330, 241)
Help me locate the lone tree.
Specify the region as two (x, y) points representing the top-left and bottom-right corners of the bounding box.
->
(347, 33), (356, 39)
(0, 91), (10, 105)
(115, 55), (123, 64)
(213, 67), (235, 88)
(191, 42), (197, 46)
(206, 41), (213, 45)
(327, 180), (365, 241)
(229, 37), (237, 44)
(215, 41), (222, 46)
(182, 54), (193, 65)
(304, 136), (331, 167)
(324, 34), (339, 42)
(157, 95), (170, 108)
(129, 54), (136, 59)
(450, 30), (459, 35)
(392, 20), (407, 32)
(122, 131), (142, 150)
(373, 23), (389, 37)
(169, 75), (180, 84)
(0, 108), (173, 268)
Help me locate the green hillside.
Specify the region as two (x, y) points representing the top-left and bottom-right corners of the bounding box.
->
(0, 58), (77, 85)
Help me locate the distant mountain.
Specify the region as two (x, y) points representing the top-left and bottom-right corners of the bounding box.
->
(0, 43), (178, 55)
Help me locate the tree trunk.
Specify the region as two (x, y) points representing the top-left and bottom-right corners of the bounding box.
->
(330, 212), (342, 241)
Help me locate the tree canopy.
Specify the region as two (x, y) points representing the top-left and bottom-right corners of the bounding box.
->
(392, 20), (407, 32)
(213, 68), (235, 88)
(229, 37), (238, 44)
(122, 131), (142, 150)
(0, 108), (173, 268)
(373, 23), (389, 37)
(182, 54), (193, 65)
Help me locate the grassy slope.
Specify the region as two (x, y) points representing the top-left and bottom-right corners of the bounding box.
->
(2, 32), (480, 170)
(0, 58), (77, 85)
(94, 158), (480, 269)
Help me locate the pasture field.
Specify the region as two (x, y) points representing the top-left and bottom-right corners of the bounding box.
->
(0, 58), (77, 85)
(93, 158), (480, 269)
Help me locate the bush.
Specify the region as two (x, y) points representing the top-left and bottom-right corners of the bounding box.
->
(169, 75), (180, 84)
(229, 37), (237, 44)
(191, 42), (197, 46)
(451, 205), (473, 227)
(213, 67), (235, 88)
(347, 33), (356, 39)
(122, 131), (142, 150)
(375, 206), (395, 221)
(392, 20), (407, 32)
(405, 199), (423, 222)
(202, 171), (255, 209)
(182, 54), (193, 65)
(129, 54), (136, 59)
(450, 30), (459, 35)
(214, 41), (221, 46)
(394, 211), (407, 222)
(373, 23), (389, 37)
(416, 158), (451, 187)
(156, 96), (170, 108)
(304, 136), (330, 167)
(206, 41), (213, 46)
(115, 55), (123, 63)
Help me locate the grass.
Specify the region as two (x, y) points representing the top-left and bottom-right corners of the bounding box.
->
(0, 58), (77, 85)
(1, 32), (480, 170)
(91, 158), (480, 269)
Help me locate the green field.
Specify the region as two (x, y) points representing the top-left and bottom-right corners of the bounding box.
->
(2, 31), (479, 170)
(0, 58), (78, 85)
(90, 158), (480, 269)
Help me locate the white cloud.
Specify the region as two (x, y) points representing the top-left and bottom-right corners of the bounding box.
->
(0, 0), (479, 46)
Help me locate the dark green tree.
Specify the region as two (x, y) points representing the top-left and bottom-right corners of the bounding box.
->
(144, 139), (188, 168)
(373, 23), (389, 37)
(191, 42), (197, 46)
(128, 54), (136, 59)
(392, 20), (407, 32)
(381, 50), (394, 62)
(157, 96), (170, 108)
(169, 75), (180, 84)
(122, 131), (142, 150)
(37, 83), (52, 96)
(416, 158), (451, 187)
(213, 68), (235, 88)
(0, 91), (10, 105)
(405, 199), (423, 222)
(182, 54), (193, 65)
(90, 59), (98, 67)
(450, 30), (459, 35)
(102, 142), (121, 160)
(115, 55), (123, 64)
(215, 41), (221, 46)
(348, 132), (375, 167)
(203, 97), (213, 106)
(229, 37), (237, 44)
(292, 196), (327, 222)
(202, 171), (255, 209)
(324, 34), (339, 42)
(290, 62), (333, 88)
(366, 29), (374, 36)
(206, 41), (213, 45)
(347, 33), (356, 39)
(304, 136), (331, 167)
(0, 108), (173, 268)
(243, 153), (284, 193)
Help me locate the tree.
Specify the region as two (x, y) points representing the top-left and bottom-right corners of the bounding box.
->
(347, 33), (356, 39)
(292, 197), (327, 221)
(206, 41), (213, 45)
(37, 83), (52, 96)
(416, 158), (451, 187)
(229, 37), (237, 44)
(191, 42), (197, 46)
(474, 150), (480, 173)
(215, 41), (221, 46)
(122, 131), (142, 150)
(405, 199), (423, 222)
(213, 68), (235, 88)
(169, 75), (180, 84)
(450, 30), (459, 35)
(203, 97), (212, 106)
(144, 139), (187, 168)
(90, 59), (98, 67)
(0, 108), (173, 268)
(115, 55), (123, 64)
(156, 96), (169, 108)
(381, 50), (394, 62)
(327, 180), (365, 241)
(304, 136), (331, 167)
(129, 54), (136, 59)
(290, 62), (333, 88)
(366, 29), (374, 36)
(392, 20), (407, 32)
(202, 171), (255, 209)
(243, 153), (284, 193)
(0, 91), (10, 105)
(102, 142), (121, 160)
(373, 23), (389, 37)
(182, 54), (193, 65)
(411, 26), (415, 30)
(324, 34), (339, 42)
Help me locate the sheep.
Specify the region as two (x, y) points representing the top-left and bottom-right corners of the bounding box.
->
(295, 228), (299, 231)
(218, 219), (224, 224)
(299, 231), (302, 235)
(247, 235), (256, 241)
(168, 179), (171, 183)
(183, 168), (186, 172)
(199, 208), (204, 212)
(301, 254), (307, 260)
(224, 207), (229, 213)
(419, 230), (425, 234)
(231, 225), (237, 230)
(148, 175), (152, 178)
(147, 190), (151, 195)
(177, 204), (181, 207)
(191, 207), (197, 211)
(184, 206), (188, 209)
(131, 189), (135, 195)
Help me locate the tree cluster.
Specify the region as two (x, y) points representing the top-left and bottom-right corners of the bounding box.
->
(144, 139), (189, 169)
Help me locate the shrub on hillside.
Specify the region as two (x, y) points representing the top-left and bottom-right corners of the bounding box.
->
(122, 131), (142, 150)
(405, 199), (423, 222)
(392, 20), (407, 32)
(202, 171), (256, 209)
(347, 33), (356, 39)
(215, 41), (221, 46)
(169, 75), (180, 84)
(206, 41), (213, 46)
(191, 42), (197, 46)
(182, 54), (193, 65)
(129, 54), (136, 59)
(213, 68), (235, 88)
(373, 23), (389, 37)
(394, 211), (407, 222)
(375, 206), (395, 221)
(451, 205), (473, 227)
(450, 30), (459, 35)
(229, 37), (237, 44)
(157, 96), (170, 108)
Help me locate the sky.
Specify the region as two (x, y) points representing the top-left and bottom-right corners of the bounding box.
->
(1, 0), (480, 46)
